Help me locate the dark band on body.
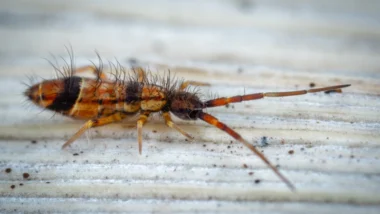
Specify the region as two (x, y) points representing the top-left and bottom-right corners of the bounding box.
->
(124, 81), (141, 103)
(47, 76), (82, 111)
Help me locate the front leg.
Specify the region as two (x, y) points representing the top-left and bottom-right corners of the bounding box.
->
(179, 81), (210, 91)
(162, 112), (193, 140)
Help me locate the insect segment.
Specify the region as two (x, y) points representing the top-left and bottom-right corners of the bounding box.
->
(24, 58), (351, 191)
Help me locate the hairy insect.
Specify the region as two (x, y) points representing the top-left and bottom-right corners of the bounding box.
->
(24, 54), (350, 191)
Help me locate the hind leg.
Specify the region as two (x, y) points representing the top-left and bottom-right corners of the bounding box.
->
(73, 65), (109, 80)
(61, 113), (126, 149)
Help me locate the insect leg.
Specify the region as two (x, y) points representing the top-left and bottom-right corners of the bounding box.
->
(73, 65), (109, 80)
(132, 67), (146, 83)
(205, 84), (351, 108)
(162, 112), (194, 140)
(179, 81), (210, 91)
(197, 111), (295, 191)
(61, 113), (125, 149)
(137, 111), (151, 154)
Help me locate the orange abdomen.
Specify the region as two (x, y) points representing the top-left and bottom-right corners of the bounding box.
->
(25, 77), (142, 119)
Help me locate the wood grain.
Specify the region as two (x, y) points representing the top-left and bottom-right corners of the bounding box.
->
(0, 0), (379, 213)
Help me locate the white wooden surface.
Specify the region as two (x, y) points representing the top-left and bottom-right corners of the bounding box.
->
(0, 0), (380, 213)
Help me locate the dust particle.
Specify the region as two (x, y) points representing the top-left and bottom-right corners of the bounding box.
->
(5, 168), (11, 173)
(31, 140), (37, 144)
(23, 173), (30, 179)
(128, 57), (138, 65)
(309, 82), (316, 88)
(243, 164), (248, 168)
(259, 136), (268, 147)
(10, 185), (15, 189)
(248, 172), (254, 176)
(288, 150), (294, 155)
(254, 179), (261, 184)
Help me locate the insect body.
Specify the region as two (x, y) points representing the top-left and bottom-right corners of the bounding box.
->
(25, 57), (350, 191)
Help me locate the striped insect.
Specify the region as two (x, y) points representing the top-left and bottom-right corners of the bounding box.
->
(24, 54), (351, 191)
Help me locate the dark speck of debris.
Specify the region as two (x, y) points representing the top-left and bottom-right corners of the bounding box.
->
(23, 173), (30, 179)
(259, 136), (269, 147)
(213, 164), (217, 167)
(5, 168), (12, 173)
(10, 185), (15, 189)
(325, 89), (342, 94)
(237, 67), (244, 74)
(254, 179), (261, 184)
(309, 82), (316, 88)
(288, 150), (294, 155)
(73, 153), (79, 156)
(31, 140), (37, 144)
(248, 172), (254, 176)
(152, 130), (157, 133)
(203, 144), (207, 147)
(243, 163), (248, 168)
(19, 183), (23, 186)
(350, 155), (355, 159)
(128, 58), (138, 66)
(227, 145), (231, 149)
(46, 181), (50, 184)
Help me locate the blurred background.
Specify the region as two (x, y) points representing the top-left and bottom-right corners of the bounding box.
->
(1, 0), (380, 79)
(0, 0), (379, 213)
